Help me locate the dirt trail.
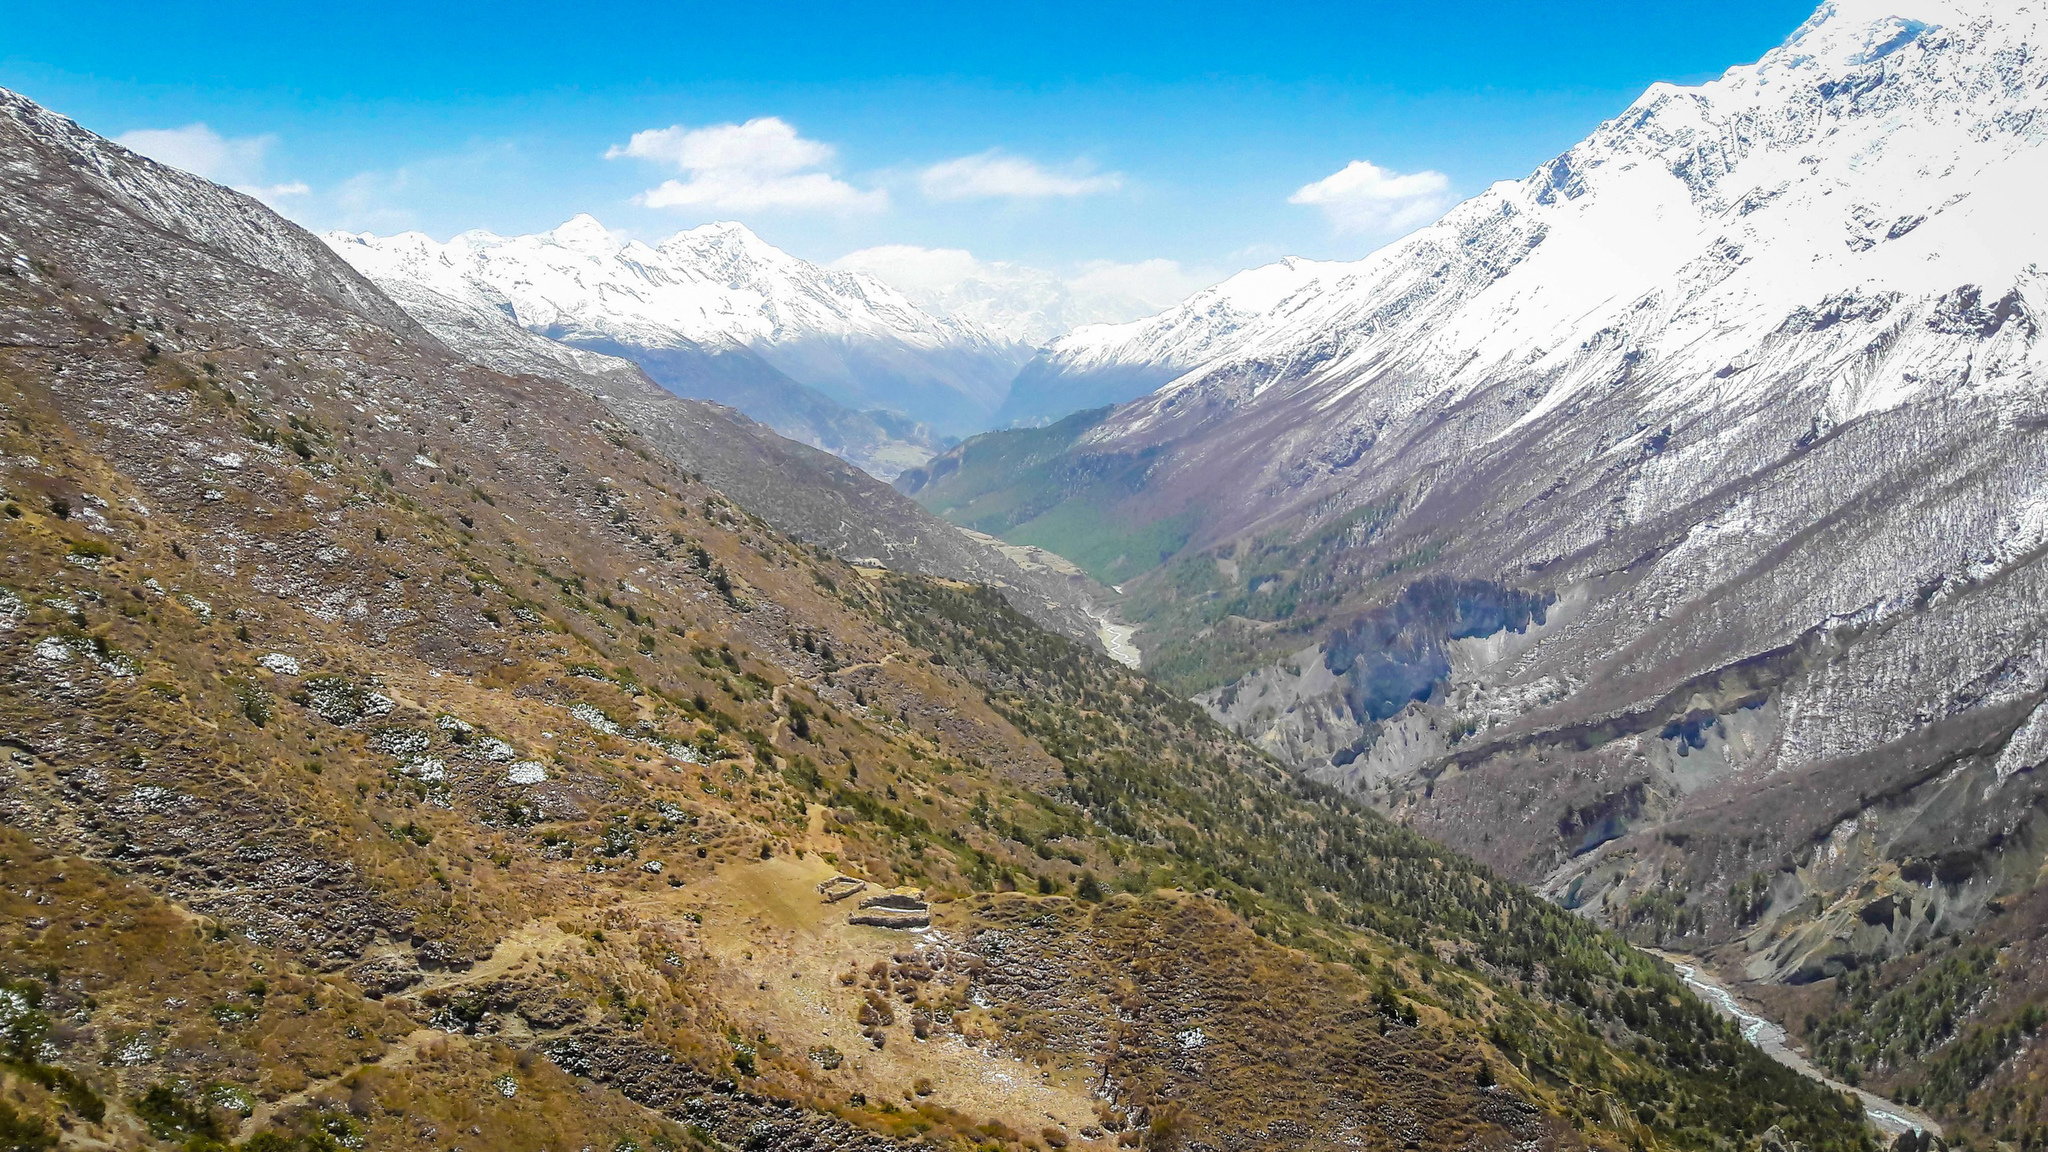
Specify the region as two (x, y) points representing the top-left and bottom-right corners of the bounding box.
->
(237, 1028), (440, 1138)
(234, 857), (1106, 1144)
(410, 917), (587, 994)
(832, 652), (904, 677)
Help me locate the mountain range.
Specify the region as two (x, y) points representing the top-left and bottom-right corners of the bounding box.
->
(0, 76), (1879, 1152)
(327, 218), (1039, 478)
(828, 245), (1199, 352)
(903, 0), (2048, 1137)
(9, 0), (2048, 1147)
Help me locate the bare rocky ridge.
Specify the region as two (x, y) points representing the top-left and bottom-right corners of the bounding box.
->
(0, 92), (417, 339)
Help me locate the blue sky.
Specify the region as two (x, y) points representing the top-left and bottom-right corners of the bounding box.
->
(5, 1), (1816, 300)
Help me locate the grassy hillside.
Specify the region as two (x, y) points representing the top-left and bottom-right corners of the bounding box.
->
(866, 577), (1870, 1152)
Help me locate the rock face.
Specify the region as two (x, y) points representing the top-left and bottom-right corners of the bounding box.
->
(906, 0), (2048, 1046)
(847, 892), (930, 929)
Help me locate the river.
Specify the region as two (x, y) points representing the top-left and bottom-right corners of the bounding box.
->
(1094, 613), (1141, 668)
(1653, 951), (1941, 1139)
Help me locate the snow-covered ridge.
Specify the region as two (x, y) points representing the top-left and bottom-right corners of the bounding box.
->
(329, 215), (998, 353)
(1032, 0), (2048, 440)
(0, 87), (417, 337)
(327, 217), (1045, 438)
(1044, 256), (1349, 374)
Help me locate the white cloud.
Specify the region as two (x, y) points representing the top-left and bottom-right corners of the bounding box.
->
(607, 117), (884, 213)
(114, 123), (309, 205)
(1067, 258), (1208, 311)
(324, 169), (419, 234)
(833, 244), (1205, 344)
(830, 244), (986, 296)
(919, 151), (1122, 202)
(1288, 160), (1452, 235)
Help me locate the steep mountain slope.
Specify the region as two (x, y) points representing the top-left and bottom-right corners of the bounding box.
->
(903, 2), (2048, 1138)
(327, 219), (1032, 466)
(340, 245), (1120, 649)
(0, 88), (1874, 1152)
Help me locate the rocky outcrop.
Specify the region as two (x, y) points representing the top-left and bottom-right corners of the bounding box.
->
(848, 892), (929, 929)
(817, 874), (868, 903)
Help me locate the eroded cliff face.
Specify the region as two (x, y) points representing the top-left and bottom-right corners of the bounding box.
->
(1200, 578), (1557, 783)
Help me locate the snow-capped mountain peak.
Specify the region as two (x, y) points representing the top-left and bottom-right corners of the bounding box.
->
(656, 218), (792, 264)
(1019, 0), (2048, 445)
(331, 215), (1013, 354)
(544, 212), (620, 252)
(326, 215), (1037, 443)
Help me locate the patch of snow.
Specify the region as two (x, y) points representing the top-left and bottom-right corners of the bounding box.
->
(570, 702), (621, 735)
(371, 728), (432, 757)
(0, 987), (31, 1029)
(475, 737), (517, 762)
(1993, 700), (2048, 787)
(114, 1033), (156, 1065)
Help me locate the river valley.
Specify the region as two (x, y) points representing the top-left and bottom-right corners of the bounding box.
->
(1656, 952), (1943, 1139)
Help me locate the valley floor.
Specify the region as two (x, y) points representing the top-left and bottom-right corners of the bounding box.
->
(1656, 952), (1942, 1139)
